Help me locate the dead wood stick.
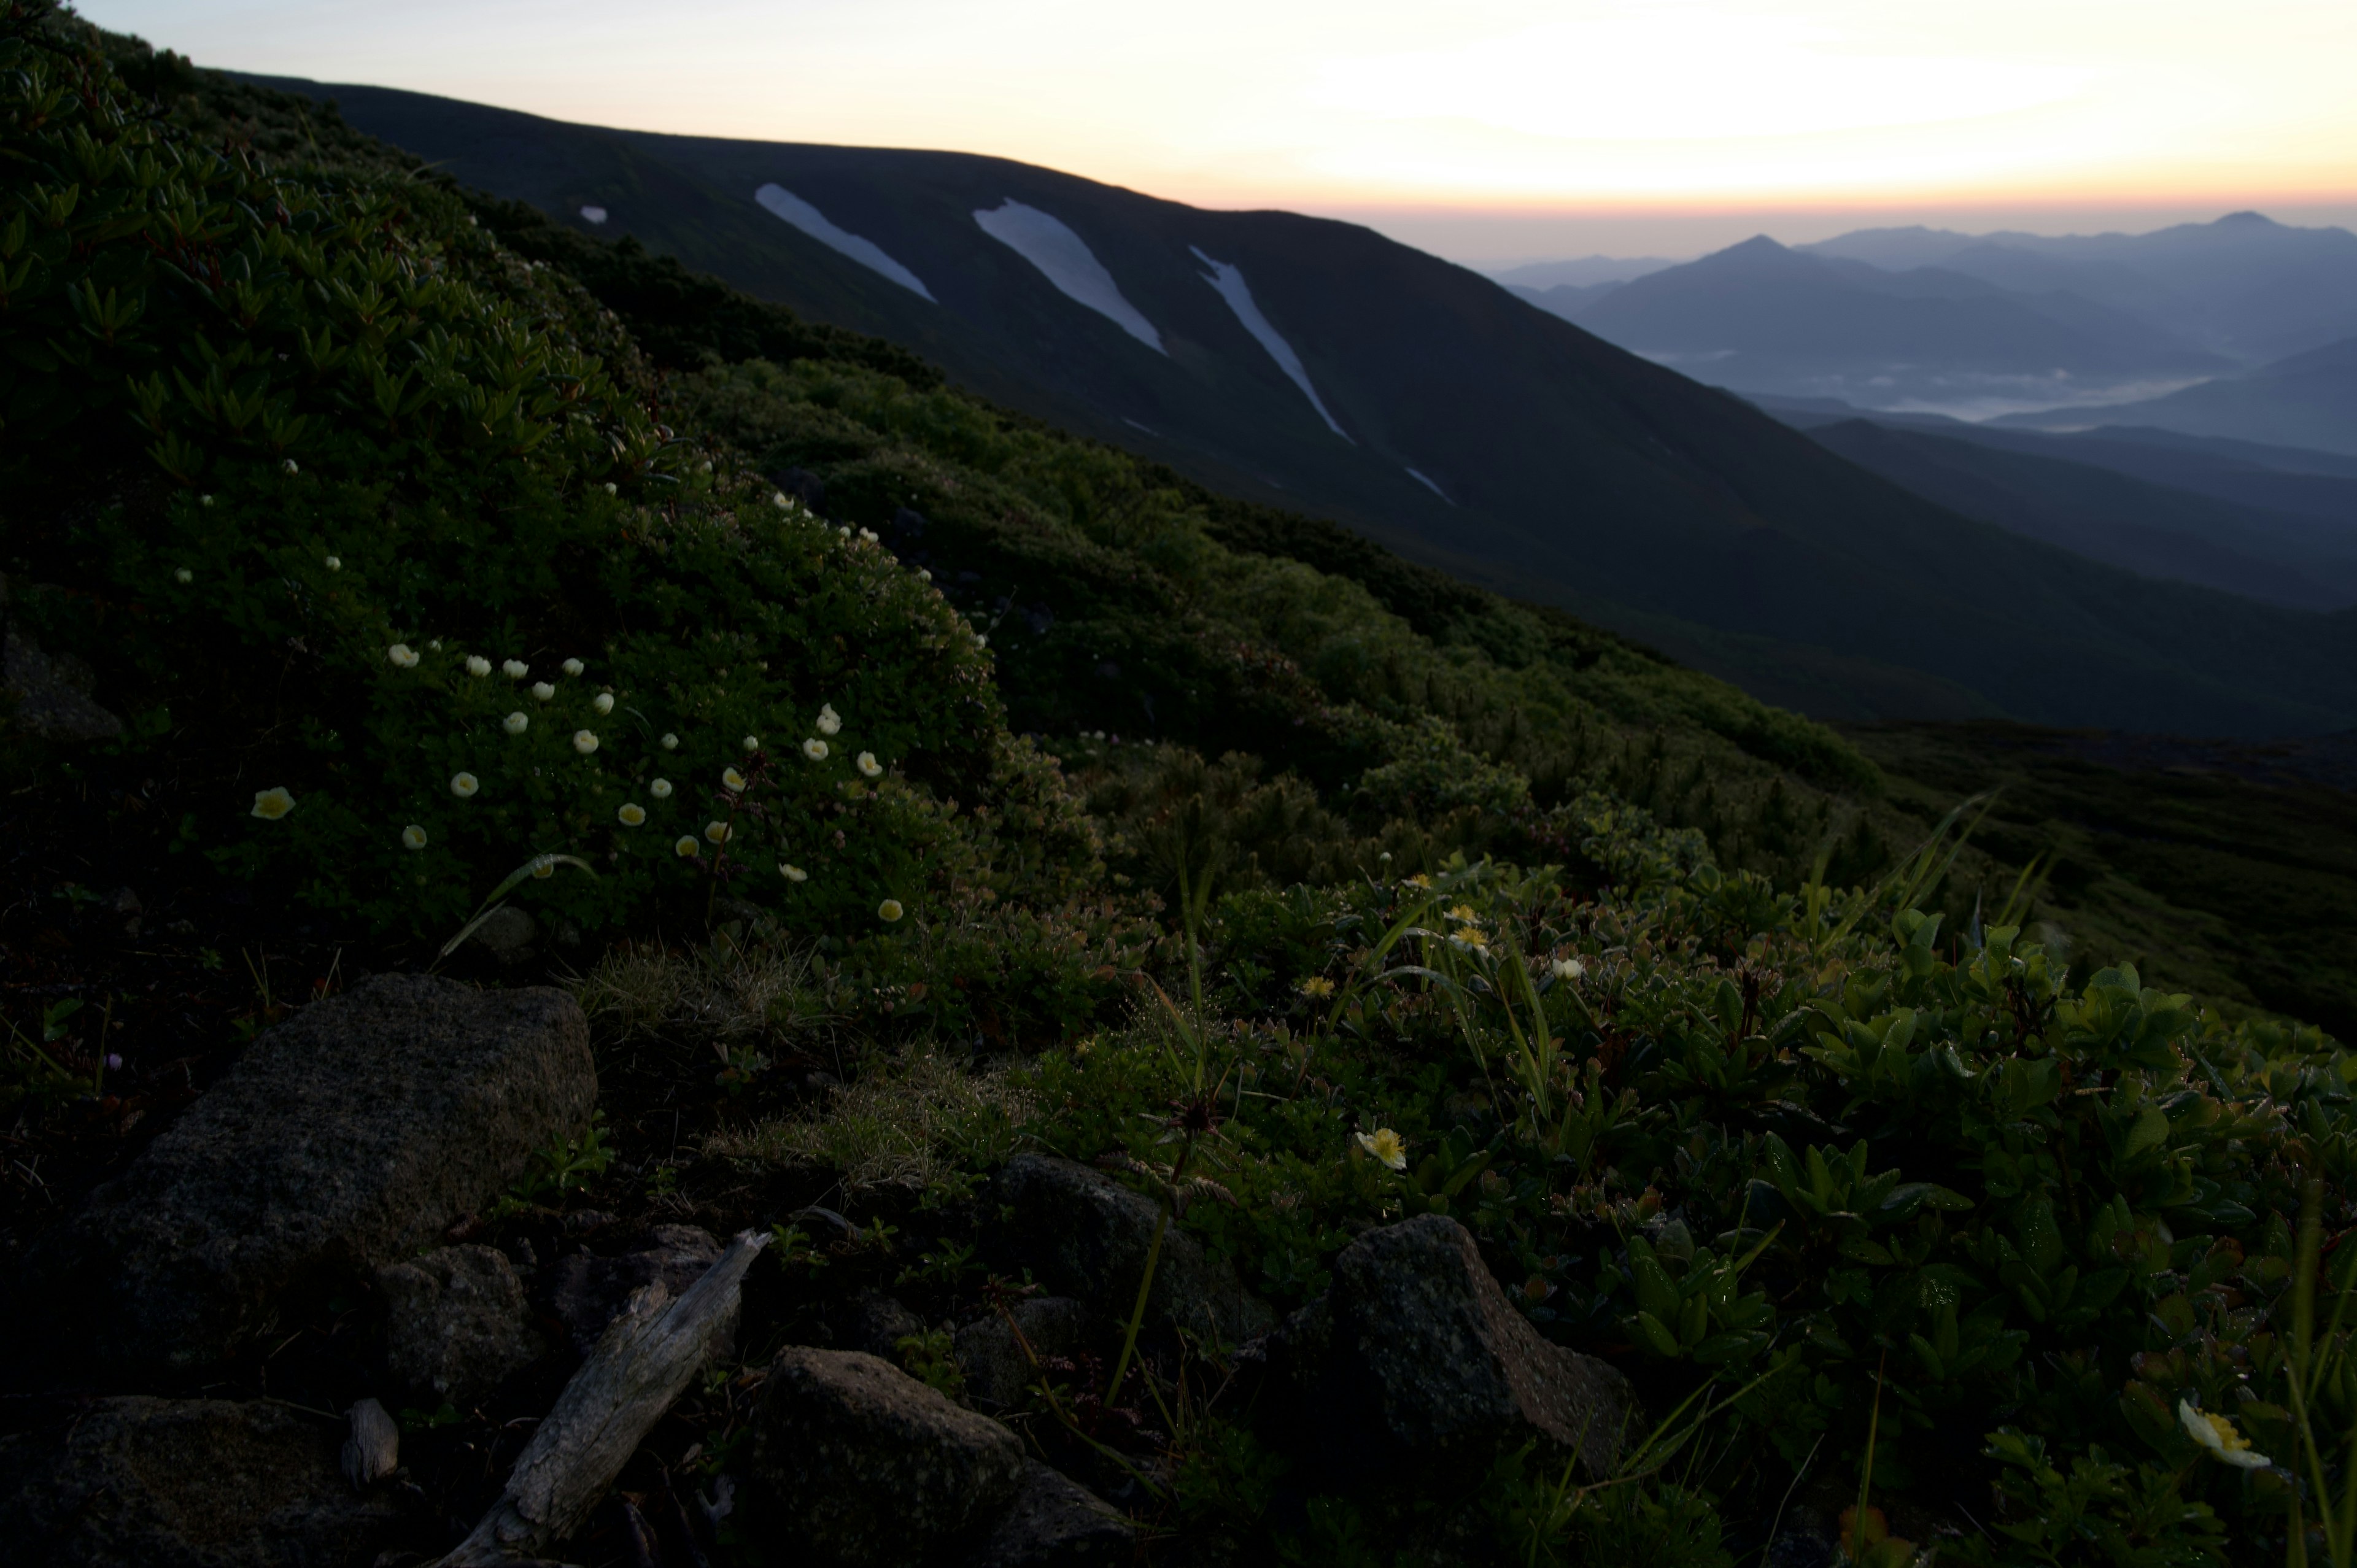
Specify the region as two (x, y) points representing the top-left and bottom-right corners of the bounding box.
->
(438, 1228), (769, 1566)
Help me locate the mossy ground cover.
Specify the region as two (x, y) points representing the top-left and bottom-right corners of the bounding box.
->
(6, 11), (2357, 1564)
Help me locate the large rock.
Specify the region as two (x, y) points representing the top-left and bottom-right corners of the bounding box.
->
(2, 607), (123, 742)
(0, 1397), (410, 1567)
(963, 1460), (1134, 1567)
(748, 1348), (1024, 1566)
(538, 1224), (727, 1358)
(955, 1297), (1096, 1409)
(1271, 1215), (1628, 1479)
(992, 1156), (1272, 1348)
(14, 974), (594, 1380)
(379, 1244), (546, 1406)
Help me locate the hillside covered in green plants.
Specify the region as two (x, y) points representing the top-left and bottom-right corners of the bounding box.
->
(6, 11), (2357, 1566)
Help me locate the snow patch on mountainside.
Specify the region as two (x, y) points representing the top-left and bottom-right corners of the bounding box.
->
(754, 184), (935, 302)
(1406, 468), (1454, 504)
(1190, 246), (1349, 441)
(974, 200), (1164, 353)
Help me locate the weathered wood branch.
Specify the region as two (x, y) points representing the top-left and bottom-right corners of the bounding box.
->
(439, 1228), (769, 1566)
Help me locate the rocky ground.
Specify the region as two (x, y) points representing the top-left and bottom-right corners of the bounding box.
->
(0, 970), (1633, 1567)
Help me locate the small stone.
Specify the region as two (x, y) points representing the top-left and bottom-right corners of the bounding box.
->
(538, 1226), (726, 1358)
(842, 1291), (926, 1359)
(962, 1459), (1133, 1567)
(378, 1245), (546, 1405)
(954, 1297), (1095, 1408)
(991, 1156), (1271, 1346)
(0, 1397), (411, 1567)
(469, 904), (538, 961)
(748, 1348), (1024, 1566)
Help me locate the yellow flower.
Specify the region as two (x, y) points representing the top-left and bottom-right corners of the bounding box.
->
(877, 898), (905, 922)
(722, 767), (748, 792)
(401, 824), (427, 850)
(573, 730), (599, 754)
(818, 703), (842, 736)
(561, 658), (585, 676)
(1299, 976), (1336, 998)
(250, 787), (296, 820)
(674, 835), (700, 857)
(1356, 1129), (1407, 1170)
(617, 803), (646, 826)
(780, 862), (808, 883)
(802, 738), (829, 761)
(1405, 873), (1433, 889)
(705, 821), (732, 844)
(857, 751), (882, 778)
(650, 778), (673, 799)
(387, 643), (419, 668)
(503, 712), (528, 735)
(1450, 927), (1490, 954)
(1445, 904), (1479, 924)
(2180, 1400), (2269, 1469)
(450, 772), (479, 798)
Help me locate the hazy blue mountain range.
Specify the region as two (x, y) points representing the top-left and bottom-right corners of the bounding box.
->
(236, 75), (2357, 736)
(1546, 234), (2232, 412)
(1992, 336), (2357, 457)
(1801, 212), (2357, 365)
(1485, 255), (1676, 290)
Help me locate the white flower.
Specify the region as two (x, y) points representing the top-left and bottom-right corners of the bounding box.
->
(1552, 957), (1586, 983)
(859, 527), (878, 542)
(722, 767), (748, 793)
(250, 786), (296, 821)
(428, 639), (442, 651)
(174, 567), (193, 584)
(974, 635), (988, 650)
(857, 751), (882, 778)
(401, 824), (427, 850)
(572, 730), (599, 754)
(660, 732), (679, 750)
(674, 835), (699, 857)
(530, 681), (556, 701)
(1356, 1128), (1408, 1170)
(773, 492), (791, 508)
(532, 859), (554, 879)
(199, 494), (214, 508)
(387, 643), (419, 668)
(2181, 1400), (2269, 1469)
(918, 568), (932, 582)
(592, 692), (614, 714)
(742, 735), (761, 754)
(503, 711), (528, 735)
(650, 778), (673, 799)
(562, 658), (585, 676)
(322, 555), (341, 571)
(705, 820), (732, 844)
(281, 458), (299, 475)
(617, 802), (646, 826)
(451, 772), (479, 797)
(802, 738), (829, 762)
(603, 482), (618, 495)
(465, 655), (492, 678)
(877, 898), (904, 922)
(780, 862), (808, 882)
(838, 525), (851, 538)
(816, 704), (842, 736)
(503, 659), (528, 679)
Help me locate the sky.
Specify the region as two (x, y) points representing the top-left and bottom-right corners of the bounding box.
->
(75, 0), (2357, 263)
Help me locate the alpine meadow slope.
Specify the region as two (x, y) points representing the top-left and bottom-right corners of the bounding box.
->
(222, 74), (2357, 737)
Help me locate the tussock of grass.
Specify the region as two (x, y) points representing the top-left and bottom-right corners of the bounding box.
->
(572, 934), (830, 1048)
(706, 1051), (1034, 1193)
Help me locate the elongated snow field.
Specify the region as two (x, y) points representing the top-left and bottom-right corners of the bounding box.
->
(754, 183), (935, 302)
(1190, 246), (1349, 441)
(973, 199), (1164, 353)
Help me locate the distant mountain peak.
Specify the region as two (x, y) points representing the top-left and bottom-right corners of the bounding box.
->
(2218, 210), (2278, 226)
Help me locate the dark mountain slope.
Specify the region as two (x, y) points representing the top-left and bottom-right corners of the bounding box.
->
(227, 76), (2357, 735)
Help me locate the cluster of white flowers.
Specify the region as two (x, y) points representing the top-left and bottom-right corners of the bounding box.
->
(1551, 956), (1586, 983)
(817, 703), (842, 736)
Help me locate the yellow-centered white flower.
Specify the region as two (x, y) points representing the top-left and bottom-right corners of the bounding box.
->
(617, 803), (646, 826)
(503, 712), (528, 735)
(650, 778), (673, 799)
(573, 730), (599, 754)
(451, 772), (479, 797)
(250, 787), (296, 821)
(387, 643), (419, 668)
(780, 862), (808, 882)
(401, 824), (427, 849)
(722, 768), (748, 793)
(802, 738), (828, 762)
(1356, 1129), (1407, 1170)
(877, 898), (904, 922)
(592, 693), (614, 715)
(817, 704), (842, 736)
(705, 821), (731, 844)
(857, 752), (882, 778)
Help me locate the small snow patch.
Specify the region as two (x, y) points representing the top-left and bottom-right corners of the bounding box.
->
(1190, 247), (1349, 442)
(1406, 468), (1454, 504)
(579, 206), (608, 225)
(1123, 418), (1157, 435)
(754, 184), (935, 302)
(974, 200), (1164, 353)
